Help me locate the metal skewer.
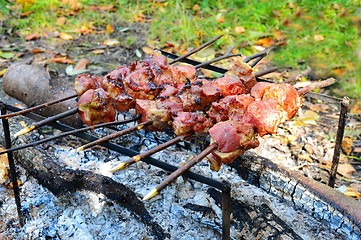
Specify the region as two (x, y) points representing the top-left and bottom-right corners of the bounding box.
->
(169, 35), (223, 65)
(0, 93), (78, 120)
(297, 78), (336, 96)
(0, 116), (141, 156)
(283, 66), (311, 84)
(13, 108), (79, 137)
(110, 132), (194, 172)
(254, 66), (279, 78)
(77, 120), (152, 151)
(143, 142), (218, 200)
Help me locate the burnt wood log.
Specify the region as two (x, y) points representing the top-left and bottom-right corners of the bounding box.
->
(0, 122), (167, 240)
(230, 152), (361, 239)
(2, 62), (82, 128)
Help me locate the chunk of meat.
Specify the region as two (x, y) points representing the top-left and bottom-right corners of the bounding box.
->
(174, 65), (197, 80)
(172, 111), (213, 135)
(77, 88), (116, 126)
(74, 74), (101, 95)
(208, 94), (254, 123)
(208, 120), (259, 164)
(179, 79), (221, 112)
(244, 98), (287, 136)
(225, 61), (257, 91)
(262, 84), (302, 119)
(250, 82), (274, 101)
(135, 97), (183, 131)
(213, 75), (247, 96)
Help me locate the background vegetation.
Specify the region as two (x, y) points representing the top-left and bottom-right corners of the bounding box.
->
(0, 0), (360, 106)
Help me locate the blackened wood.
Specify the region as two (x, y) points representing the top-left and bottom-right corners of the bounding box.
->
(328, 97), (350, 187)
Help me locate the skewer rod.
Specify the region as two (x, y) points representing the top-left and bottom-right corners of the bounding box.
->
(169, 35), (223, 65)
(1, 105), (25, 226)
(110, 132), (194, 172)
(0, 116), (141, 156)
(143, 143), (218, 200)
(77, 120), (152, 151)
(14, 108), (79, 137)
(0, 93), (78, 120)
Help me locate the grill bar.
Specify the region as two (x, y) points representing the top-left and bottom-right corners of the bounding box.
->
(0, 103), (25, 227)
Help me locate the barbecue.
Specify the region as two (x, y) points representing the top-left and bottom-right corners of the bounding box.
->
(68, 48), (335, 200)
(1, 35), (357, 240)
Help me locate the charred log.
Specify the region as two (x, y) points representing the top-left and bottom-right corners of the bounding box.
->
(230, 152), (361, 238)
(0, 120), (168, 240)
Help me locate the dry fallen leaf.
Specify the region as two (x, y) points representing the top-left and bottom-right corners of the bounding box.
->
(314, 34), (324, 42)
(92, 49), (105, 54)
(73, 58), (89, 71)
(51, 57), (74, 64)
(103, 39), (119, 46)
(7, 179), (22, 189)
(254, 38), (274, 47)
(342, 137), (353, 155)
(20, 10), (33, 17)
(142, 46), (154, 55)
(308, 103), (329, 113)
(25, 32), (40, 40)
(0, 68), (6, 77)
(32, 49), (44, 54)
(77, 24), (95, 34)
(298, 154), (313, 163)
(235, 26), (245, 34)
(344, 187), (361, 198)
(89, 5), (115, 11)
(216, 13), (224, 23)
(105, 24), (114, 34)
(337, 163), (356, 178)
(56, 16), (67, 25)
(59, 32), (73, 40)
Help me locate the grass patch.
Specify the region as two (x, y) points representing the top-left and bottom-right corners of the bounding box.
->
(1, 0), (360, 103)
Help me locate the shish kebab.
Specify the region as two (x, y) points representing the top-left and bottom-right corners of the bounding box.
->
(73, 50), (335, 199)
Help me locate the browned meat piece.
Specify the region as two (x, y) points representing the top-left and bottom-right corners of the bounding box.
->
(158, 85), (183, 97)
(243, 98), (287, 137)
(74, 74), (101, 95)
(179, 79), (221, 112)
(225, 61), (257, 91)
(124, 51), (190, 100)
(250, 82), (274, 101)
(123, 67), (161, 100)
(213, 75), (247, 96)
(262, 84), (302, 120)
(174, 65), (197, 80)
(208, 120), (259, 165)
(100, 66), (134, 112)
(77, 88), (116, 126)
(135, 97), (183, 131)
(251, 82), (302, 120)
(140, 51), (168, 68)
(208, 94), (254, 123)
(172, 111), (213, 135)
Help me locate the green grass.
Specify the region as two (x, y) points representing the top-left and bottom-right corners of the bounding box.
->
(1, 0), (360, 105)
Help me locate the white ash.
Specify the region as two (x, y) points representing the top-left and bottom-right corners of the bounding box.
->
(0, 108), (346, 239)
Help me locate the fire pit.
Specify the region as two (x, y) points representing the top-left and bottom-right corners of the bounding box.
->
(0, 41), (360, 239)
